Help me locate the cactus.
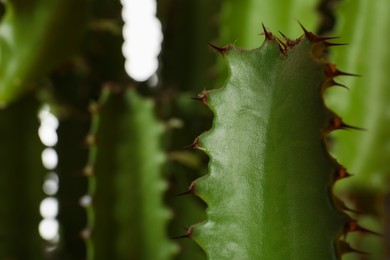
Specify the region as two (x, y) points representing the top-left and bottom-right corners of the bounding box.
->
(327, 0), (390, 258)
(186, 27), (361, 259)
(0, 0), (89, 104)
(1, 0), (390, 259)
(87, 87), (177, 259)
(0, 94), (45, 259)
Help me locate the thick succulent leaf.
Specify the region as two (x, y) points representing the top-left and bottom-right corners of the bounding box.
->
(0, 0), (89, 104)
(191, 35), (348, 259)
(0, 94), (45, 259)
(89, 88), (177, 260)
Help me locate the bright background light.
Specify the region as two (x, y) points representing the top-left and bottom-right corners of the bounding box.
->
(37, 0), (163, 242)
(121, 0), (162, 82)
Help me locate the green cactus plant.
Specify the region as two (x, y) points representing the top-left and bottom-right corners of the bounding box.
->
(0, 94), (45, 259)
(185, 27), (366, 259)
(0, 0), (89, 104)
(87, 86), (177, 260)
(1, 0), (390, 259)
(326, 0), (390, 258)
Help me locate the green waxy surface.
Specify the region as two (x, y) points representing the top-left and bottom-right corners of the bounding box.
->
(89, 88), (177, 260)
(192, 37), (346, 259)
(0, 0), (89, 104)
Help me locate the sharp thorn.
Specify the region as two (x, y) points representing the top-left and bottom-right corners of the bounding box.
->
(324, 79), (350, 90)
(324, 42), (348, 47)
(340, 122), (367, 131)
(298, 21), (341, 43)
(208, 43), (229, 56)
(338, 240), (370, 255)
(335, 167), (352, 181)
(191, 91), (208, 104)
(184, 137), (200, 149)
(329, 116), (366, 132)
(172, 227), (193, 240)
(346, 221), (383, 237)
(177, 182), (195, 196)
(333, 197), (362, 214)
(325, 64), (360, 78)
(261, 23), (274, 40)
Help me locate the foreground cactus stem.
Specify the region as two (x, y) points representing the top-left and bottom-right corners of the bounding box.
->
(188, 26), (364, 259)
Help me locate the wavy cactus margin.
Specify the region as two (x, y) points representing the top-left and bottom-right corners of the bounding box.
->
(85, 87), (177, 260)
(183, 25), (373, 259)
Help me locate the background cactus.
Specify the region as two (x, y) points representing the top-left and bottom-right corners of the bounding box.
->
(0, 0), (389, 259)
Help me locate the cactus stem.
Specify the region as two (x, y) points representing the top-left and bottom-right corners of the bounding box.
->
(208, 43), (229, 56)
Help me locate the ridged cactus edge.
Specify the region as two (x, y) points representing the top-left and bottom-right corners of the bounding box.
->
(85, 86), (177, 260)
(184, 25), (371, 259)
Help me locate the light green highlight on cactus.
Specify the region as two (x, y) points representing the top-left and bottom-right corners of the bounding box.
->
(192, 37), (346, 259)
